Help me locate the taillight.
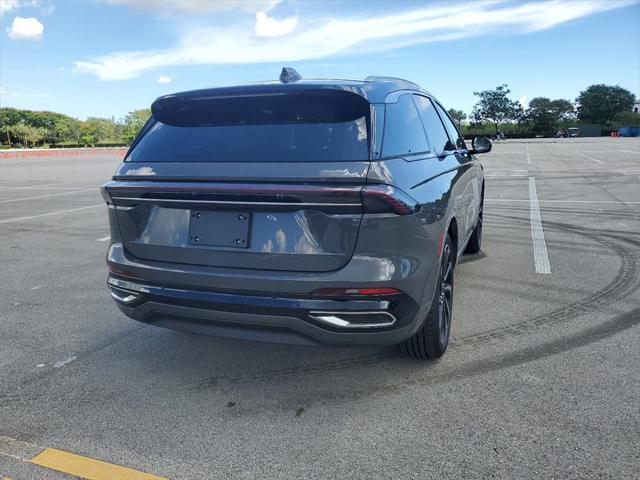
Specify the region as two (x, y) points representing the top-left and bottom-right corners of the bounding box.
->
(362, 185), (420, 215)
(311, 287), (402, 296)
(108, 265), (138, 278)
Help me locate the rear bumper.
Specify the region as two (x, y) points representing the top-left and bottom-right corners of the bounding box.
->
(108, 275), (425, 346)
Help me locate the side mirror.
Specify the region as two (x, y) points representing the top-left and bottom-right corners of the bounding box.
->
(470, 136), (492, 154)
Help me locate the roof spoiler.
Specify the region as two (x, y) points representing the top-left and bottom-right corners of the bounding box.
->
(364, 76), (422, 90)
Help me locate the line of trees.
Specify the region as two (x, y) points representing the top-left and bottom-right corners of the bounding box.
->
(1, 83), (638, 148)
(0, 107), (150, 148)
(456, 84), (638, 137)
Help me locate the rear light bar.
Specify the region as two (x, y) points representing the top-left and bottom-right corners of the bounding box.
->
(104, 181), (361, 200)
(361, 185), (421, 215)
(102, 181), (363, 213)
(102, 181), (420, 215)
(311, 287), (402, 297)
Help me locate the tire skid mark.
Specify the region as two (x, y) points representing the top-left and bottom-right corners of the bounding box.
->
(196, 352), (400, 388)
(453, 247), (636, 347)
(454, 216), (638, 348)
(196, 219), (639, 388)
(290, 305), (640, 408)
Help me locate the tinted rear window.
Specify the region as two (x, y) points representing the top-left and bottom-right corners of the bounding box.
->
(127, 90), (370, 162)
(381, 94), (430, 157)
(412, 95), (451, 154)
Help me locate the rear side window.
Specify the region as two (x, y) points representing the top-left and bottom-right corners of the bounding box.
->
(127, 90), (370, 162)
(434, 102), (466, 150)
(412, 95), (451, 154)
(381, 94), (430, 157)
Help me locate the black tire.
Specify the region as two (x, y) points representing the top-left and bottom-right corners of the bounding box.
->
(399, 233), (454, 360)
(465, 197), (483, 254)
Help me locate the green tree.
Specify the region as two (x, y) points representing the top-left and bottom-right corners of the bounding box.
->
(447, 108), (467, 127)
(526, 97), (575, 135)
(0, 107), (85, 145)
(7, 123), (29, 147)
(611, 111), (640, 128)
(0, 124), (12, 145)
(471, 85), (521, 133)
(0, 108), (20, 144)
(79, 117), (118, 145)
(0, 108), (21, 127)
(122, 109), (151, 144)
(576, 84), (635, 125)
(7, 123), (46, 147)
(53, 117), (81, 144)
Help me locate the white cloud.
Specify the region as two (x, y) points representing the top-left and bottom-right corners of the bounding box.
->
(0, 85), (48, 100)
(254, 11), (297, 37)
(6, 16), (44, 40)
(157, 75), (171, 84)
(519, 94), (529, 109)
(0, 0), (54, 17)
(0, 0), (19, 16)
(105, 0), (281, 14)
(74, 0), (634, 81)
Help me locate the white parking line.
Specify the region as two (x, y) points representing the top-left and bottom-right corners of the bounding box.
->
(618, 150), (639, 155)
(576, 152), (604, 164)
(0, 204), (102, 224)
(95, 236), (110, 242)
(0, 188), (95, 203)
(528, 177), (551, 274)
(484, 170), (528, 177)
(486, 198), (640, 204)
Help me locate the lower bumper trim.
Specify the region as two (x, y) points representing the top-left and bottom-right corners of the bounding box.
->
(107, 275), (422, 346)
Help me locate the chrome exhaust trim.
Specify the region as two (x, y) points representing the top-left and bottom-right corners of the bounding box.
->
(308, 311), (396, 329)
(109, 287), (140, 304)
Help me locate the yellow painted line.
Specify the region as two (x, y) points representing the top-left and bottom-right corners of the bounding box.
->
(30, 448), (167, 480)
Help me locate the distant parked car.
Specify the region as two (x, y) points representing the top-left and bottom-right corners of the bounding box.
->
(101, 69), (491, 360)
(568, 127), (580, 137)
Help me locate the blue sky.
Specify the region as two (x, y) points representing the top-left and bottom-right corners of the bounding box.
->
(1, 0), (639, 120)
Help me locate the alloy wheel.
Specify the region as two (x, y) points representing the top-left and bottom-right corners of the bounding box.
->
(438, 243), (453, 346)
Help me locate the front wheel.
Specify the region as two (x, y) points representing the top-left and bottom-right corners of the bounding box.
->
(398, 233), (454, 360)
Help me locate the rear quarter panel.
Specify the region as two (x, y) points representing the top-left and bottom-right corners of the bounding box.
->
(366, 153), (478, 304)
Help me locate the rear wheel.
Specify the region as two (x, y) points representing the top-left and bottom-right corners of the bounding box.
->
(399, 234), (454, 359)
(465, 198), (483, 254)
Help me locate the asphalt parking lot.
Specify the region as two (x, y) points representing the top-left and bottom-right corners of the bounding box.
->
(1, 137), (639, 479)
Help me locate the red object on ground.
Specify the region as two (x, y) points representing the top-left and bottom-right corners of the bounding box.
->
(0, 147), (128, 159)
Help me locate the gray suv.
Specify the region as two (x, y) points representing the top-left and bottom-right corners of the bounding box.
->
(102, 69), (490, 359)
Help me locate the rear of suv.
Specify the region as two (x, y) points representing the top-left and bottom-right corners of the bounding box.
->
(102, 69), (490, 359)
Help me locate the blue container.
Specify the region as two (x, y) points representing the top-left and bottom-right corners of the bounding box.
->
(619, 126), (640, 137)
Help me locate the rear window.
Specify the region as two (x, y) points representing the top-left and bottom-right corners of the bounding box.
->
(127, 89), (370, 162)
(381, 94), (430, 157)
